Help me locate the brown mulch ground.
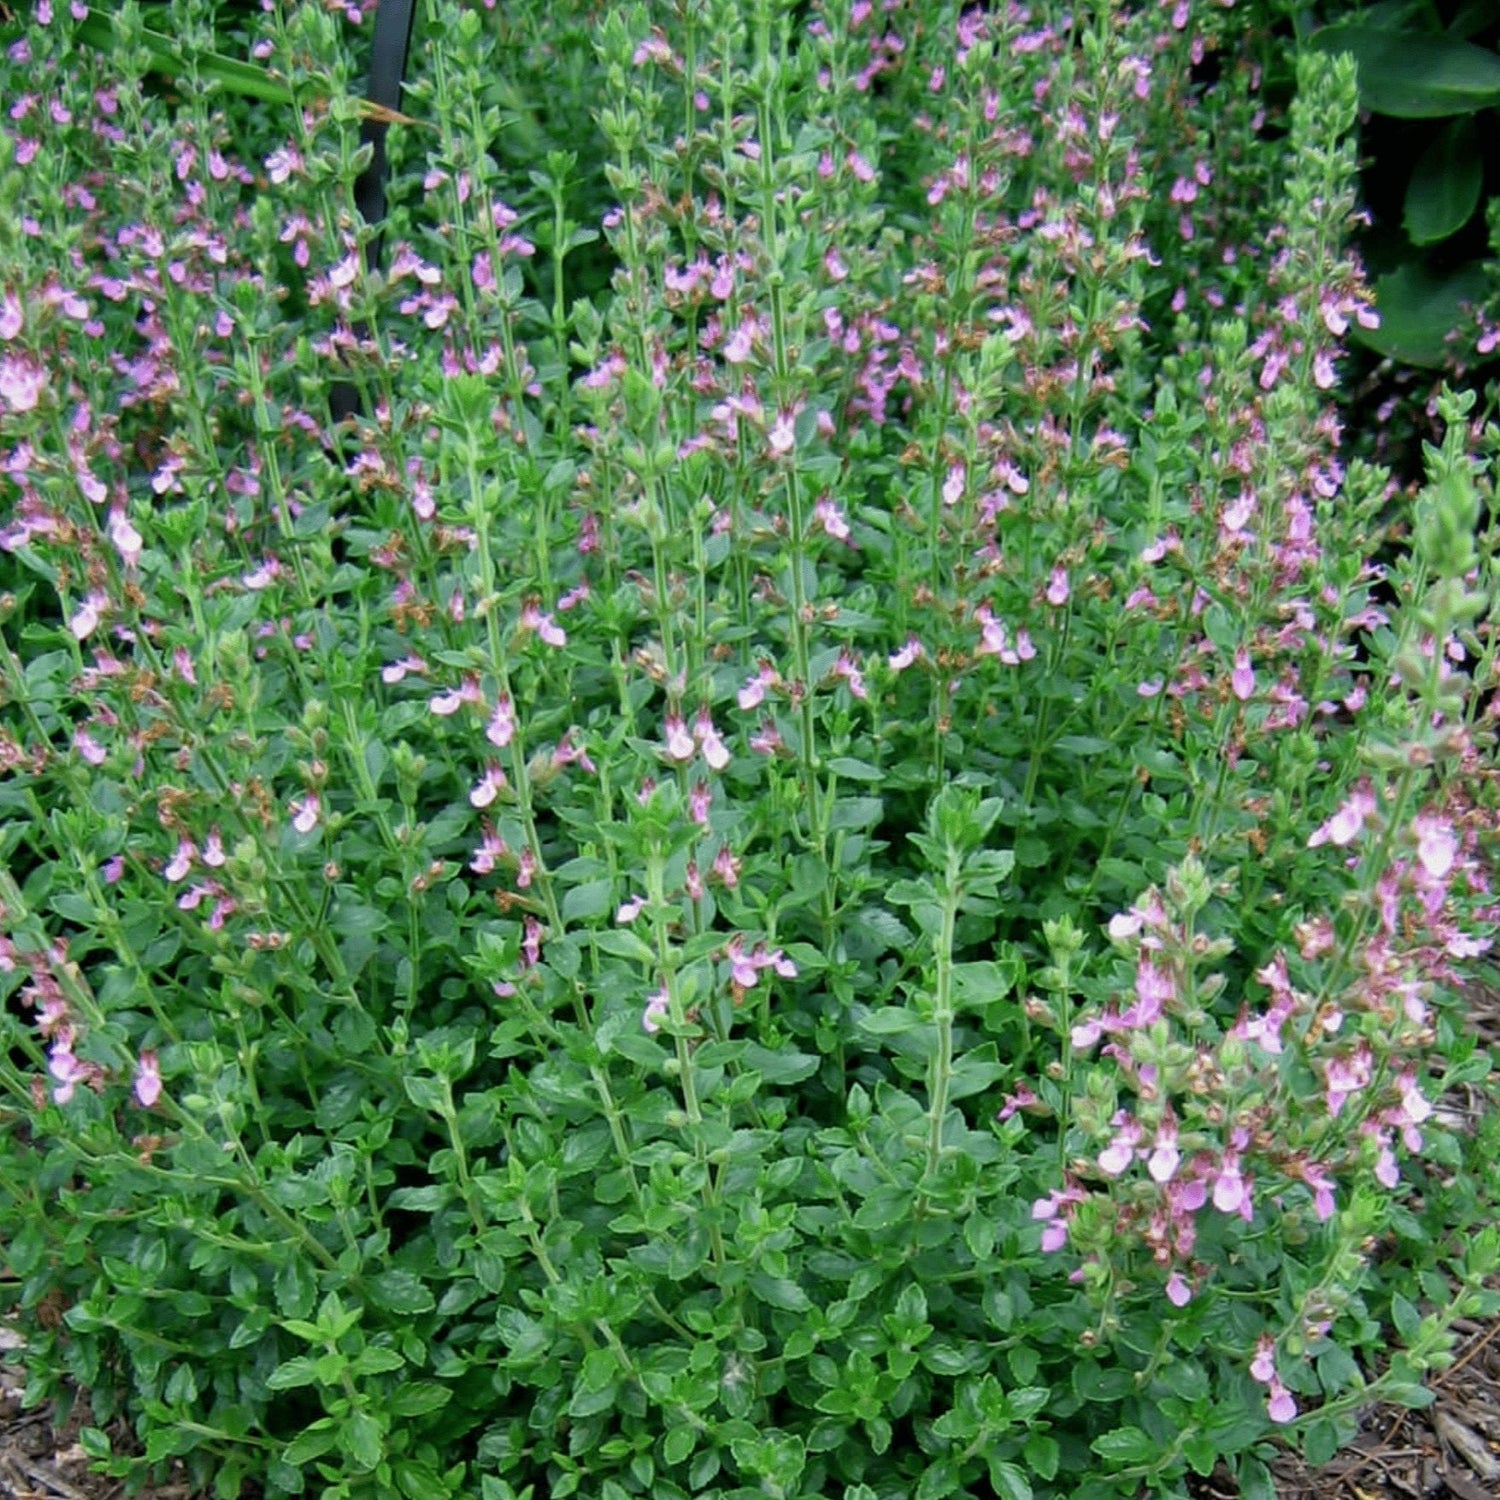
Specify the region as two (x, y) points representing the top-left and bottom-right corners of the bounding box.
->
(3, 988), (1498, 1500)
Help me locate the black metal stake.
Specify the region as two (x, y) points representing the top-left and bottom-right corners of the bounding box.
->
(328, 0), (416, 430)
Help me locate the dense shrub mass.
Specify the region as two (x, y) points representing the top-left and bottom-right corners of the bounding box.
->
(1, 2), (1498, 1498)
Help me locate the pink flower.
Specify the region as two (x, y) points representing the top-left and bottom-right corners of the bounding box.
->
(1266, 1380), (1298, 1424)
(1212, 1154), (1247, 1214)
(520, 603), (566, 647)
(642, 987), (671, 1032)
(833, 651), (868, 700)
(1250, 1336), (1277, 1384)
(1231, 648), (1255, 702)
(1324, 1044), (1372, 1117)
(134, 1050), (162, 1108)
(1045, 567), (1070, 607)
(48, 1041), (90, 1104)
(942, 464), (966, 507)
(889, 637), (923, 671)
(1165, 1271), (1191, 1308)
(1147, 1120), (1180, 1184)
(739, 664), (780, 710)
(1413, 813), (1456, 879)
(290, 795), (320, 835)
(486, 696), (516, 747)
(814, 496), (851, 540)
(0, 353), (46, 412)
(617, 895), (647, 924)
(712, 845), (740, 888)
(164, 839), (195, 883)
(664, 714), (695, 761)
(470, 763), (507, 808)
(1308, 785), (1377, 849)
(1098, 1115), (1141, 1177)
(695, 710), (730, 770)
(768, 411), (795, 455)
(69, 591), (106, 641)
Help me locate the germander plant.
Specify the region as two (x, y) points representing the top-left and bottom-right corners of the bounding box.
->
(0, 2), (1497, 1499)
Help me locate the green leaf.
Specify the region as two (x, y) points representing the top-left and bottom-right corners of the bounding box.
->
(368, 1270), (436, 1316)
(1091, 1426), (1157, 1465)
(749, 1273), (812, 1312)
(1404, 119), (1482, 243)
(662, 1425), (696, 1466)
(282, 1421), (338, 1467)
(827, 756), (885, 782)
(947, 1046), (1006, 1100)
(388, 1382), (453, 1417)
(562, 879), (614, 921)
(1022, 1433), (1059, 1481)
(274, 1256), (317, 1321)
(829, 796), (884, 830)
(1236, 1455), (1276, 1500)
(987, 1460), (1033, 1500)
(266, 1356), (320, 1391)
(951, 961), (1017, 1005)
(916, 1459), (961, 1500)
(591, 929), (656, 964)
(1310, 24), (1500, 116)
(340, 1409), (384, 1471)
(858, 1007), (922, 1037)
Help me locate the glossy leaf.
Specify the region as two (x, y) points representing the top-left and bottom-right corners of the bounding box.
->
(1310, 25), (1500, 116)
(1357, 260), (1487, 366)
(1404, 119), (1482, 244)
(39, 6), (426, 125)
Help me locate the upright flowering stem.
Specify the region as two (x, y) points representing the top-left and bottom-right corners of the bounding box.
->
(917, 859), (961, 1216)
(753, 13), (828, 882)
(451, 395), (562, 934)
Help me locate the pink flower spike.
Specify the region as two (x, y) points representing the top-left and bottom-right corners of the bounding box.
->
(1165, 1271), (1191, 1308)
(134, 1050), (162, 1108)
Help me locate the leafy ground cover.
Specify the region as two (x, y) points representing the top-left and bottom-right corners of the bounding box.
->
(1, 2), (1498, 1498)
